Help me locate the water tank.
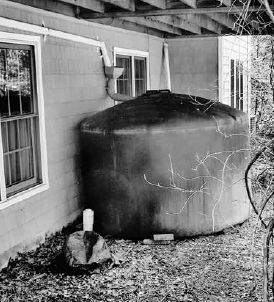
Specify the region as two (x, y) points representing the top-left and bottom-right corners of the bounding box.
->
(80, 91), (250, 238)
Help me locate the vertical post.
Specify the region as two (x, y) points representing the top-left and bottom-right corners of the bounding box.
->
(218, 37), (223, 103)
(163, 42), (171, 91)
(247, 35), (251, 115)
(131, 56), (135, 97)
(0, 122), (7, 202)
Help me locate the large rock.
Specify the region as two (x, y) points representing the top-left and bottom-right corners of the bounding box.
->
(65, 231), (112, 268)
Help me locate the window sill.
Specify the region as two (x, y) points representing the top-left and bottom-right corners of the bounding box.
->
(0, 183), (49, 210)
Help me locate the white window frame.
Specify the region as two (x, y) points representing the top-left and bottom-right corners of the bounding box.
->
(0, 31), (48, 209)
(230, 58), (245, 111)
(113, 47), (150, 97)
(218, 36), (251, 113)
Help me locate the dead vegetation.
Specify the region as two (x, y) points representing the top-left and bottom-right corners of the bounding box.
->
(0, 209), (270, 302)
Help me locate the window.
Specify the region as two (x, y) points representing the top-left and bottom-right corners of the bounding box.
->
(114, 48), (149, 97)
(116, 55), (132, 96)
(230, 59), (244, 111)
(0, 33), (48, 204)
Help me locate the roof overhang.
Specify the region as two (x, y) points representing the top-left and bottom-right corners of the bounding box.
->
(3, 0), (274, 37)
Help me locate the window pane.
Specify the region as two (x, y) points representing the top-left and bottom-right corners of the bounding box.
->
(0, 90), (9, 116)
(3, 154), (10, 187)
(19, 118), (31, 148)
(116, 55), (132, 96)
(236, 60), (240, 110)
(9, 152), (21, 185)
(20, 149), (34, 180)
(19, 50), (32, 114)
(0, 48), (33, 117)
(240, 62), (244, 111)
(21, 94), (32, 114)
(3, 117), (39, 195)
(134, 57), (146, 97)
(230, 59), (235, 108)
(1, 122), (8, 153)
(3, 118), (35, 187)
(0, 49), (9, 117)
(7, 120), (19, 151)
(7, 49), (20, 116)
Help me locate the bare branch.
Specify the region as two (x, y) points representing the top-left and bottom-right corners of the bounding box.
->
(244, 138), (274, 229)
(263, 218), (274, 302)
(258, 0), (274, 24)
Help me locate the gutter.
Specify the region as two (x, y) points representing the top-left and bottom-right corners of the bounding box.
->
(0, 16), (171, 102)
(0, 16), (133, 103)
(0, 16), (101, 47)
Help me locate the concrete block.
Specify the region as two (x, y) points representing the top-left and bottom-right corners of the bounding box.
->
(153, 234), (174, 241)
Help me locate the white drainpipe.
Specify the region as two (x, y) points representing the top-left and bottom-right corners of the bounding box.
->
(163, 42), (171, 91)
(100, 42), (134, 103)
(100, 42), (111, 67)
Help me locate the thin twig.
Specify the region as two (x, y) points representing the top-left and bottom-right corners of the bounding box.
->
(244, 139), (274, 228)
(263, 218), (274, 302)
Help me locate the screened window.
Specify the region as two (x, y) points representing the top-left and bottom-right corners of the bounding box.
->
(134, 57), (147, 97)
(230, 59), (235, 108)
(230, 59), (244, 111)
(115, 52), (147, 97)
(116, 55), (132, 96)
(0, 44), (41, 199)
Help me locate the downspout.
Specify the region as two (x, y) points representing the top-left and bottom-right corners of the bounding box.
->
(163, 42), (171, 91)
(0, 16), (133, 104)
(100, 42), (134, 104)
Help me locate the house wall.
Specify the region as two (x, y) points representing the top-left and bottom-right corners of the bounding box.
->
(168, 37), (219, 101)
(218, 35), (251, 113)
(0, 1), (164, 268)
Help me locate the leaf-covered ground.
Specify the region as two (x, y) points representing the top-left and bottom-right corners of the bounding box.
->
(0, 214), (269, 302)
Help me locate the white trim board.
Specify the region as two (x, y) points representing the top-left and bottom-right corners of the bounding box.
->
(0, 17), (101, 47)
(0, 184), (49, 210)
(218, 36), (223, 104)
(0, 17), (114, 78)
(114, 47), (149, 58)
(0, 31), (49, 208)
